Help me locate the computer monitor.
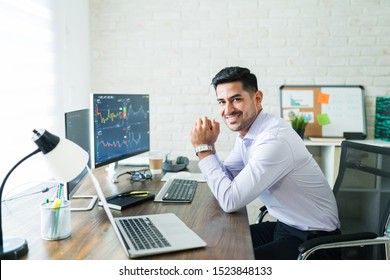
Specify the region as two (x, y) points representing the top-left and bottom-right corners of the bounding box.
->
(90, 93), (150, 182)
(64, 108), (97, 211)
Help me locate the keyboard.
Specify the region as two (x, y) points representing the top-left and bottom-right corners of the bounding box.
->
(119, 217), (171, 250)
(162, 178), (198, 202)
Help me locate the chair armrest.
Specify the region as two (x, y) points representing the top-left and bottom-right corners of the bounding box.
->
(255, 205), (268, 224)
(298, 232), (379, 260)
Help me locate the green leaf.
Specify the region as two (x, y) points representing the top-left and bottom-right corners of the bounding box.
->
(291, 114), (308, 130)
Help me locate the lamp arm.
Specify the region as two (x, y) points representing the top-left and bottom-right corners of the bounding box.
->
(0, 148), (41, 247)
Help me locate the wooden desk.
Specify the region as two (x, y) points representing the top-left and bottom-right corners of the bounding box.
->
(2, 163), (254, 260)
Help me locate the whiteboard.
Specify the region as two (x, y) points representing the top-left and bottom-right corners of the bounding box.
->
(280, 85), (367, 138)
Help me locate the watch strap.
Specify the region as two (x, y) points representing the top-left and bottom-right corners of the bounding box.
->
(195, 144), (213, 156)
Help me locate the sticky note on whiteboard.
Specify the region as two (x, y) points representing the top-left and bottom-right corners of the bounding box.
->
(317, 113), (331, 126)
(317, 92), (330, 104)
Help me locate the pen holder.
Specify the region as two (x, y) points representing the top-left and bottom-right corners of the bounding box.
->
(40, 200), (71, 240)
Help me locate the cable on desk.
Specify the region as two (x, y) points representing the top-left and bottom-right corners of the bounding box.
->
(1, 181), (59, 202)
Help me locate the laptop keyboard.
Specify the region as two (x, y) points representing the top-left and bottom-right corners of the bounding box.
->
(119, 217), (171, 250)
(162, 179), (198, 201)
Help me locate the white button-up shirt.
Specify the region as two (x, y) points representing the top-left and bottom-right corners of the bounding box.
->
(199, 111), (340, 231)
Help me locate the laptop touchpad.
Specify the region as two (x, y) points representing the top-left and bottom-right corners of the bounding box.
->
(162, 223), (187, 235)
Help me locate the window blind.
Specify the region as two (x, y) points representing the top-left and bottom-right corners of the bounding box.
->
(0, 0), (61, 194)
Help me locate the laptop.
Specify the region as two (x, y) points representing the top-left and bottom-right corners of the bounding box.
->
(87, 168), (207, 258)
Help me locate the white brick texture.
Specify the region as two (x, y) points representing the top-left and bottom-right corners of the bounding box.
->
(90, 0), (390, 160)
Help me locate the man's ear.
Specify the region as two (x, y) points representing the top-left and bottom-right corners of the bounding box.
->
(255, 90), (263, 106)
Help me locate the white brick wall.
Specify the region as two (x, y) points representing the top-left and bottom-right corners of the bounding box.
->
(90, 0), (390, 161)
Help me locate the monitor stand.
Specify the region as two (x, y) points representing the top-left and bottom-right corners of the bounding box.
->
(70, 195), (98, 211)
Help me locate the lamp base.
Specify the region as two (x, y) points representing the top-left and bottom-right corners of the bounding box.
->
(0, 237), (28, 260)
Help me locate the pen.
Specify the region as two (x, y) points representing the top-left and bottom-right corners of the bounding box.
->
(116, 191), (149, 197)
(51, 198), (62, 209)
(57, 183), (63, 199)
(51, 198), (61, 237)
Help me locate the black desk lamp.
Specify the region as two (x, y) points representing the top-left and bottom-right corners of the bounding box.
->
(0, 129), (88, 259)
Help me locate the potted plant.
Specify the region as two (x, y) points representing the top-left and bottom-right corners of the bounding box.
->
(288, 111), (309, 139)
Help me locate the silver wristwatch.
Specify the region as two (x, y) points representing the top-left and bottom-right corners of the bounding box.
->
(195, 144), (213, 156)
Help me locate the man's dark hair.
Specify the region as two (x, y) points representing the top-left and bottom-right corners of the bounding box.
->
(211, 66), (258, 93)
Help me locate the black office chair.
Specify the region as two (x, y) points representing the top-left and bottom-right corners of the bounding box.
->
(256, 140), (390, 260)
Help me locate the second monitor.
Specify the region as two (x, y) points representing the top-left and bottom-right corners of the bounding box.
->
(65, 108), (97, 211)
(90, 93), (150, 182)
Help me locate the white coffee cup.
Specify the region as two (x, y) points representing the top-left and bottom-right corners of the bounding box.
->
(148, 151), (163, 175)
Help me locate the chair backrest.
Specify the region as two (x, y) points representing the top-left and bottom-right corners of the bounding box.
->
(333, 141), (390, 259)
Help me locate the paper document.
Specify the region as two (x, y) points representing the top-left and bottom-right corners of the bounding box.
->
(308, 137), (345, 143)
(161, 172), (206, 183)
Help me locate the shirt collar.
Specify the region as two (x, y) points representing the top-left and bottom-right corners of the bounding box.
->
(240, 110), (267, 141)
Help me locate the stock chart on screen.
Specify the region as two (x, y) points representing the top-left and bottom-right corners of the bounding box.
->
(91, 93), (150, 168)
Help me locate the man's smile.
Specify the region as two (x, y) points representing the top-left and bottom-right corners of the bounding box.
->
(225, 112), (241, 123)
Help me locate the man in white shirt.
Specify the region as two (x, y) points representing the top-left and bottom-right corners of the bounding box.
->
(190, 66), (340, 259)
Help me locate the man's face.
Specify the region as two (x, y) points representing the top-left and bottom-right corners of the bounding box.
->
(216, 81), (263, 136)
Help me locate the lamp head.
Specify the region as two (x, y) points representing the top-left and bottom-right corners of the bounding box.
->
(32, 129), (60, 154)
(32, 129), (89, 183)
